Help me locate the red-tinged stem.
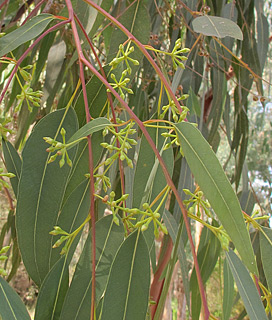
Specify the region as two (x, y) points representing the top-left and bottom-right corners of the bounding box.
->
(0, 19), (69, 105)
(0, 0), (9, 11)
(66, 2), (96, 319)
(74, 13), (126, 197)
(80, 55), (209, 319)
(82, 0), (184, 115)
(22, 0), (47, 24)
(150, 239), (173, 317)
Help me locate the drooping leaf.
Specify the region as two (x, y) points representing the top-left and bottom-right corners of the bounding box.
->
(41, 40), (66, 113)
(163, 210), (190, 310)
(133, 127), (174, 208)
(174, 122), (257, 274)
(226, 249), (268, 320)
(34, 257), (69, 320)
(0, 14), (55, 57)
(67, 117), (110, 146)
(207, 39), (227, 143)
(60, 215), (124, 320)
(50, 179), (90, 267)
(63, 132), (103, 203)
(190, 225), (221, 320)
(107, 0), (150, 76)
(192, 15), (243, 40)
(223, 258), (234, 320)
(100, 230), (150, 320)
(0, 276), (31, 320)
(2, 140), (22, 197)
(260, 227), (272, 292)
(74, 66), (111, 126)
(16, 109), (78, 286)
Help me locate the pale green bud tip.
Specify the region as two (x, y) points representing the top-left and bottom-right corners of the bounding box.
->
(61, 128), (66, 135)
(154, 212), (160, 219)
(59, 158), (65, 168)
(113, 215), (119, 226)
(160, 225), (168, 234)
(0, 246), (10, 254)
(110, 191), (115, 198)
(141, 224), (148, 232)
(0, 268), (7, 276)
(142, 203), (149, 210)
(181, 48), (190, 53)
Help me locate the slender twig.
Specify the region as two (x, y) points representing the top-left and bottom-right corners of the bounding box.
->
(80, 53), (209, 319)
(0, 19), (70, 105)
(66, 2), (96, 320)
(79, 3), (209, 318)
(73, 13), (126, 197)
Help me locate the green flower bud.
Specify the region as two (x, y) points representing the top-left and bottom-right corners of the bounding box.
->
(59, 158), (65, 168)
(0, 246), (10, 254)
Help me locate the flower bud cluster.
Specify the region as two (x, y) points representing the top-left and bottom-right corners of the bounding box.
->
(49, 226), (71, 255)
(108, 70), (134, 100)
(183, 188), (211, 218)
(171, 39), (190, 70)
(101, 121), (137, 169)
(160, 95), (189, 122)
(0, 246), (10, 276)
(101, 192), (168, 238)
(109, 44), (139, 75)
(16, 85), (43, 112)
(0, 116), (13, 141)
(0, 168), (16, 191)
(44, 128), (72, 168)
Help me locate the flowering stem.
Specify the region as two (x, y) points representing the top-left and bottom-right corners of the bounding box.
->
(0, 19), (70, 105)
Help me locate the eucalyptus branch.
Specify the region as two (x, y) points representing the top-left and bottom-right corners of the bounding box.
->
(79, 42), (209, 320)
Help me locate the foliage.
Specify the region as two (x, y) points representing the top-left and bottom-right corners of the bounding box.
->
(0, 1), (271, 319)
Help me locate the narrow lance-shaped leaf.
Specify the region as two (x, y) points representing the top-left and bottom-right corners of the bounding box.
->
(2, 140), (22, 197)
(226, 250), (268, 320)
(16, 109), (78, 286)
(163, 210), (190, 311)
(0, 14), (55, 57)
(192, 15), (243, 40)
(100, 230), (150, 320)
(0, 277), (31, 320)
(67, 117), (110, 146)
(34, 257), (69, 320)
(260, 227), (272, 292)
(60, 215), (124, 320)
(174, 122), (257, 274)
(223, 258), (234, 320)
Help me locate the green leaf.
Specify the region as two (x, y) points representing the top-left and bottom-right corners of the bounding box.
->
(74, 66), (111, 127)
(60, 215), (124, 320)
(207, 39), (227, 143)
(192, 15), (243, 40)
(50, 179), (91, 266)
(0, 14), (55, 57)
(163, 210), (190, 311)
(2, 140), (22, 197)
(0, 276), (31, 320)
(133, 127), (174, 208)
(223, 258), (234, 320)
(174, 122), (257, 274)
(67, 117), (110, 146)
(34, 257), (69, 320)
(226, 250), (268, 320)
(190, 225), (221, 320)
(260, 227), (272, 292)
(107, 0), (150, 76)
(16, 109), (78, 286)
(100, 231), (150, 320)
(63, 132), (103, 203)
